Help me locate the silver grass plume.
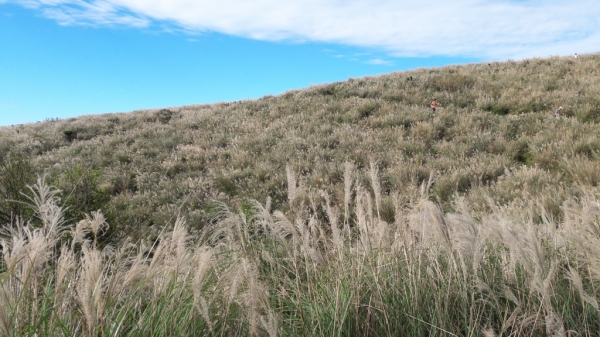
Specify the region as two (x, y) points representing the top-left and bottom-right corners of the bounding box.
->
(369, 159), (382, 221)
(286, 164), (297, 206)
(343, 161), (354, 232)
(320, 190), (342, 249)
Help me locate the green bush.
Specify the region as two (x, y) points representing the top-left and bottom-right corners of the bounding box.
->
(156, 109), (174, 124)
(511, 141), (533, 165)
(481, 102), (510, 115)
(0, 153), (36, 224)
(52, 166), (111, 222)
(63, 130), (77, 142)
(427, 74), (475, 92)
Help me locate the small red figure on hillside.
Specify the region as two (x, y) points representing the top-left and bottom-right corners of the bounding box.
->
(431, 99), (438, 112)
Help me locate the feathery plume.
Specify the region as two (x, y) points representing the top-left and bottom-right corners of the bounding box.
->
(286, 164), (297, 205)
(369, 159), (382, 220)
(343, 161), (354, 232)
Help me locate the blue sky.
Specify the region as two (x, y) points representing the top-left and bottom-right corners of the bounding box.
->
(1, 0), (598, 126)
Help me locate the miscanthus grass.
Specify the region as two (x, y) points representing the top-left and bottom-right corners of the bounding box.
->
(3, 54), (600, 245)
(3, 53), (600, 336)
(2, 166), (600, 336)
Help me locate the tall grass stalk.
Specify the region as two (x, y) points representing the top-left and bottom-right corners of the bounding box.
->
(2, 171), (600, 335)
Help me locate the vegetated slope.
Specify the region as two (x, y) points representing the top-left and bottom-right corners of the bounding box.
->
(1, 54), (600, 243)
(2, 54), (600, 336)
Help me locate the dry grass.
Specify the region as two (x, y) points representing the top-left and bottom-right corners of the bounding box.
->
(1, 53), (600, 335)
(0, 165), (599, 335)
(1, 54), (599, 242)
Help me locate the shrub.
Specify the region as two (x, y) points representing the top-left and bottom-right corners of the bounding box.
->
(315, 83), (338, 96)
(578, 110), (599, 123)
(156, 109), (174, 124)
(214, 175), (238, 197)
(481, 102), (510, 115)
(511, 141), (533, 165)
(0, 153), (36, 224)
(574, 141), (600, 159)
(515, 100), (544, 113)
(427, 74), (475, 92)
(51, 166), (110, 224)
(356, 102), (380, 119)
(63, 130), (77, 142)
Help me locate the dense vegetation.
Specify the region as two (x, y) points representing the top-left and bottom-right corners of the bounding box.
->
(1, 53), (600, 336)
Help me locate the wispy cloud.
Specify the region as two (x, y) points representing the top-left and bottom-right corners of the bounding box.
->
(4, 0), (600, 59)
(10, 0), (149, 27)
(0, 103), (21, 109)
(366, 58), (394, 66)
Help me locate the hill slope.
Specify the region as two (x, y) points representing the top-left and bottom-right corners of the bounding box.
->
(2, 54), (599, 241)
(1, 53), (600, 336)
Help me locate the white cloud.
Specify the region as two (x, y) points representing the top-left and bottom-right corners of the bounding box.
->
(366, 58), (394, 66)
(9, 0), (149, 26)
(5, 0), (600, 59)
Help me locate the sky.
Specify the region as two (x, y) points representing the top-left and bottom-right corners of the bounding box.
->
(1, 0), (599, 126)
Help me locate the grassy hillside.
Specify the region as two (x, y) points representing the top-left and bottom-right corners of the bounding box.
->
(2, 54), (600, 242)
(1, 53), (600, 336)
